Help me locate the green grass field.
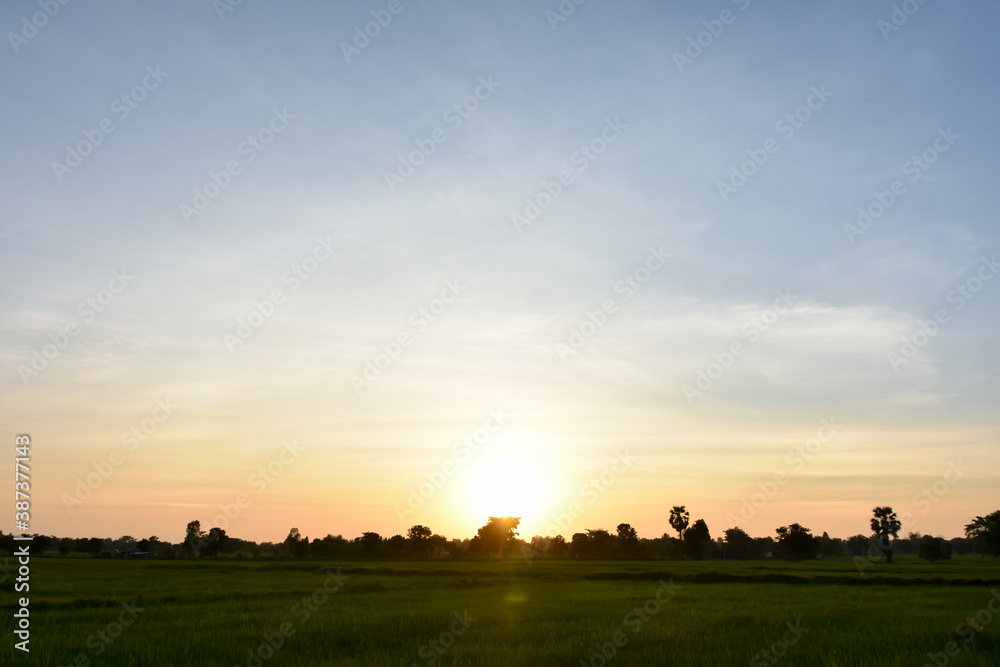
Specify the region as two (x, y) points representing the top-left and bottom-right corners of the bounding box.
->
(3, 557), (1000, 666)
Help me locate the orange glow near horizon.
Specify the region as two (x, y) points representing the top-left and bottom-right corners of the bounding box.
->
(14, 410), (1000, 545)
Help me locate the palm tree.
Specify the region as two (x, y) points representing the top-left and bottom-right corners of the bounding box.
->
(870, 506), (901, 563)
(669, 506), (690, 560)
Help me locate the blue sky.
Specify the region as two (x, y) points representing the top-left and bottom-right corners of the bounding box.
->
(2, 0), (998, 543)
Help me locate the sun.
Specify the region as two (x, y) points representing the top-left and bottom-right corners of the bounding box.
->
(449, 430), (564, 535)
(470, 458), (547, 520)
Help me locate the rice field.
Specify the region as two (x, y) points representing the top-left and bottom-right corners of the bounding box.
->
(3, 556), (999, 666)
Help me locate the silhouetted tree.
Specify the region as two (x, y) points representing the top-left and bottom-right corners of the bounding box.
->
(818, 531), (843, 558)
(28, 534), (52, 555)
(58, 537), (75, 556)
(468, 535), (485, 558)
(656, 534), (681, 560)
(475, 517), (520, 558)
(669, 506), (690, 559)
(723, 527), (758, 560)
(965, 511), (1000, 558)
(360, 532), (382, 558)
(407, 525), (432, 556)
(550, 535), (569, 559)
(387, 534), (407, 557)
(310, 534), (349, 558)
(284, 528), (306, 557)
(184, 521), (205, 558)
(918, 535), (952, 561)
(890, 532), (919, 555)
(525, 535), (551, 560)
(683, 519), (712, 560)
(950, 537), (976, 555)
(616, 523), (639, 558)
(754, 536), (778, 559)
(586, 529), (617, 559)
(870, 507), (901, 563)
(205, 527), (229, 558)
(775, 523), (818, 561)
(570, 532), (590, 559)
(86, 537), (104, 557)
(846, 534), (870, 557)
(135, 536), (161, 554)
(112, 535), (137, 551)
(429, 534), (449, 556)
(515, 536), (537, 560)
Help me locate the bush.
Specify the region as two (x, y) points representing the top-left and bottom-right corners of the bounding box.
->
(918, 536), (951, 561)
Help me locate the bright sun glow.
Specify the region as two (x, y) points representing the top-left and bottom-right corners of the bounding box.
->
(450, 430), (563, 535)
(470, 459), (547, 520)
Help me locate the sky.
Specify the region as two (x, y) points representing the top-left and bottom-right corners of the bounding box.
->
(1, 0), (998, 545)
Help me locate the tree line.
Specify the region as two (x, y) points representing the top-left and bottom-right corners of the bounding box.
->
(3, 508), (997, 562)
